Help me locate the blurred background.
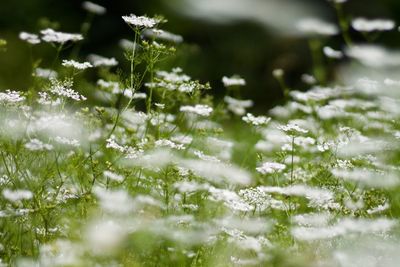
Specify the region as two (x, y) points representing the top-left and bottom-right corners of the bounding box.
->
(1, 0), (400, 110)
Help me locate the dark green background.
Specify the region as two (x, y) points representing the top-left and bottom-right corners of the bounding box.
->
(1, 0), (399, 110)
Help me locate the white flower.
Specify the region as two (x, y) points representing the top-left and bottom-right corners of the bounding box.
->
(93, 187), (134, 214)
(296, 18), (339, 36)
(180, 104), (213, 116)
(155, 139), (185, 150)
(323, 46), (343, 59)
(260, 185), (337, 210)
(143, 29), (183, 43)
(123, 91), (146, 99)
(82, 1), (106, 15)
(328, 0), (347, 3)
(224, 96), (253, 116)
(86, 219), (127, 255)
(332, 168), (399, 188)
(157, 69), (191, 83)
(88, 54), (118, 67)
(173, 181), (210, 193)
(62, 59), (93, 70)
(122, 14), (159, 28)
(242, 113), (271, 126)
(277, 123), (308, 134)
(3, 189), (33, 202)
(41, 28), (83, 44)
(25, 139), (53, 151)
(50, 79), (87, 101)
(182, 159), (252, 185)
(103, 170), (124, 182)
(256, 162), (286, 174)
(367, 202), (390, 214)
(193, 150), (220, 162)
(301, 74), (317, 85)
(352, 17), (395, 32)
(346, 45), (400, 68)
(208, 187), (252, 211)
(272, 69), (284, 78)
(19, 32), (41, 44)
(292, 218), (396, 241)
(119, 39), (135, 50)
(0, 90), (25, 103)
(35, 68), (58, 79)
(222, 76), (246, 87)
(54, 136), (80, 147)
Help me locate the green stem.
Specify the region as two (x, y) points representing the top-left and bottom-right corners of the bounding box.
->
(308, 39), (326, 85)
(334, 3), (352, 47)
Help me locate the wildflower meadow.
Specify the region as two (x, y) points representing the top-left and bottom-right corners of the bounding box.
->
(1, 0), (400, 266)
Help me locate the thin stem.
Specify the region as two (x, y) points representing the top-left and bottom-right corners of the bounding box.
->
(290, 136), (295, 185)
(334, 3), (352, 47)
(308, 39), (326, 85)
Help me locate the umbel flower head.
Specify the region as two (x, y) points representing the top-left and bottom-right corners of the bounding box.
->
(82, 1), (106, 15)
(62, 59), (93, 70)
(40, 28), (83, 44)
(351, 17), (395, 32)
(19, 32), (41, 45)
(122, 14), (161, 28)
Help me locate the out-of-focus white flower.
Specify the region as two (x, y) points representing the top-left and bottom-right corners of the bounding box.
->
(323, 46), (343, 59)
(224, 96), (253, 116)
(87, 54), (118, 67)
(328, 0), (347, 3)
(0, 90), (25, 103)
(82, 1), (106, 15)
(180, 104), (213, 116)
(296, 18), (339, 36)
(157, 69), (191, 83)
(290, 87), (339, 102)
(301, 74), (317, 85)
(346, 45), (400, 67)
(182, 159), (252, 185)
(352, 17), (395, 32)
(332, 168), (399, 188)
(103, 170), (124, 182)
(62, 59), (93, 70)
(242, 113), (271, 126)
(122, 14), (160, 28)
(143, 29), (183, 43)
(292, 218), (396, 241)
(222, 75), (246, 87)
(86, 219), (127, 255)
(93, 187), (134, 214)
(35, 68), (58, 79)
(19, 32), (41, 45)
(256, 162), (286, 174)
(119, 39), (135, 50)
(260, 185), (337, 209)
(193, 150), (220, 162)
(367, 202), (390, 214)
(54, 136), (80, 147)
(277, 123), (308, 134)
(272, 69), (284, 78)
(41, 28), (83, 44)
(173, 180), (210, 193)
(169, 0), (323, 36)
(25, 139), (53, 151)
(208, 187), (252, 212)
(292, 212), (332, 227)
(155, 139), (185, 150)
(3, 189), (33, 202)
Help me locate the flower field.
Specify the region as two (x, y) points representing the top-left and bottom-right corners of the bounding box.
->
(1, 1), (400, 266)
